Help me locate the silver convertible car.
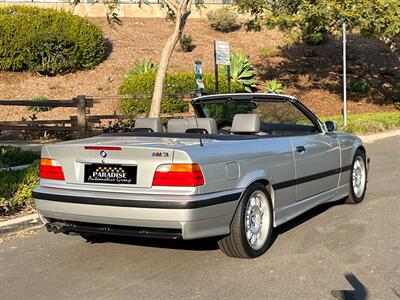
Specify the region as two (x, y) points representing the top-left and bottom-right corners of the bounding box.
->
(33, 94), (369, 258)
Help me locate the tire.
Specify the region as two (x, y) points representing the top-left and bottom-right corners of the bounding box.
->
(345, 149), (368, 204)
(218, 183), (273, 258)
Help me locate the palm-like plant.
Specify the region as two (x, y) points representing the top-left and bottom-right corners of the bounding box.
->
(264, 80), (284, 94)
(228, 52), (257, 92)
(124, 58), (158, 79)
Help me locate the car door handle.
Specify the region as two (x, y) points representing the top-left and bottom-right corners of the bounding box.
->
(296, 145), (306, 153)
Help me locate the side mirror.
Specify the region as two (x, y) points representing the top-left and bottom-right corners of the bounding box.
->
(325, 121), (337, 132)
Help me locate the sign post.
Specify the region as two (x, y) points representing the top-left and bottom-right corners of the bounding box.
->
(343, 23), (347, 128)
(194, 60), (204, 96)
(214, 41), (230, 94)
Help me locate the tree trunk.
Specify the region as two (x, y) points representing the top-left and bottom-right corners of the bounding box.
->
(149, 9), (191, 117)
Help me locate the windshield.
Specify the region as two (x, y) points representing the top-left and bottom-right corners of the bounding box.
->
(195, 98), (320, 135)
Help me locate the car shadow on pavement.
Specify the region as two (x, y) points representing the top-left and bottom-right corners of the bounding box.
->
(272, 199), (346, 243)
(83, 234), (221, 252)
(83, 199), (346, 253)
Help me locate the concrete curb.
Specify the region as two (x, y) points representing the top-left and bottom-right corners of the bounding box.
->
(0, 213), (42, 236)
(359, 129), (400, 144)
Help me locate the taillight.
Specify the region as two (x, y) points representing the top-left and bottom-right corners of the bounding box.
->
(152, 163), (204, 187)
(39, 158), (65, 181)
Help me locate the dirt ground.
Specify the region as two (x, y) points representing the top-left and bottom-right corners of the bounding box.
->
(0, 18), (398, 122)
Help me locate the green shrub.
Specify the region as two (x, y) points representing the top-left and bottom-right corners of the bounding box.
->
(207, 7), (239, 32)
(0, 6), (106, 75)
(0, 146), (39, 168)
(264, 80), (284, 94)
(229, 52), (257, 92)
(259, 47), (275, 59)
(395, 101), (400, 111)
(179, 34), (196, 52)
(348, 78), (372, 94)
(27, 96), (53, 113)
(0, 162), (39, 215)
(119, 72), (246, 115)
(124, 58), (158, 79)
(303, 32), (324, 46)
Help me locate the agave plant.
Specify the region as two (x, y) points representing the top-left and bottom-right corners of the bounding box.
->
(229, 52), (257, 92)
(124, 58), (158, 79)
(264, 80), (284, 94)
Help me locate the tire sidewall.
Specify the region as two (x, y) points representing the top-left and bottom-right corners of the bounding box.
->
(349, 150), (368, 203)
(238, 183), (273, 258)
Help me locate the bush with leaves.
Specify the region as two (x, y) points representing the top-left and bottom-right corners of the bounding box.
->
(348, 79), (371, 94)
(207, 7), (239, 32)
(0, 6), (106, 75)
(264, 80), (284, 94)
(119, 72), (246, 116)
(27, 96), (53, 113)
(0, 162), (39, 215)
(229, 52), (257, 92)
(124, 58), (158, 79)
(0, 146), (39, 168)
(179, 34), (196, 52)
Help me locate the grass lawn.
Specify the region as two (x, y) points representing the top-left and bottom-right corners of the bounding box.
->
(321, 111), (400, 134)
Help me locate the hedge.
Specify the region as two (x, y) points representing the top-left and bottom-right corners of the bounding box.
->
(118, 72), (246, 115)
(0, 162), (39, 215)
(0, 6), (106, 75)
(0, 146), (39, 168)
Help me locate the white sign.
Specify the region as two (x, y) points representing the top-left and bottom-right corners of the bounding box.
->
(215, 41), (230, 66)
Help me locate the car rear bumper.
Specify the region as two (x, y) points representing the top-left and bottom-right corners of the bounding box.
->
(33, 187), (243, 240)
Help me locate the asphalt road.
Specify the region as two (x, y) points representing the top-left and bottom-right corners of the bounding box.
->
(1, 136), (399, 300)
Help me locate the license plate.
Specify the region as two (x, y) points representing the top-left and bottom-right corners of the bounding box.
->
(84, 164), (137, 184)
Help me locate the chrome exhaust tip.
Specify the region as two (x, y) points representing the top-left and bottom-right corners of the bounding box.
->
(46, 224), (53, 233)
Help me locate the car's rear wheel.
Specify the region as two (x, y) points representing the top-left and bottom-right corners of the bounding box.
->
(345, 149), (368, 204)
(218, 183), (273, 258)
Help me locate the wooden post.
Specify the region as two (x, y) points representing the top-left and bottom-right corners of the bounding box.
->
(76, 95), (87, 139)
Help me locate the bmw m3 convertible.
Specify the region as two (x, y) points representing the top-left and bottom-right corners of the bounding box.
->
(33, 93), (369, 258)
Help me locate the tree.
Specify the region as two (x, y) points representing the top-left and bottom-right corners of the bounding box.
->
(234, 0), (400, 54)
(73, 0), (195, 117)
(149, 0), (192, 117)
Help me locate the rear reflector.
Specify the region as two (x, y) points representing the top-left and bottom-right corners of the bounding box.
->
(84, 146), (121, 151)
(40, 158), (65, 181)
(152, 163), (204, 187)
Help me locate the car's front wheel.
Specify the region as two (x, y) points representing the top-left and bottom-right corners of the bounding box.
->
(345, 149), (368, 204)
(218, 183), (273, 258)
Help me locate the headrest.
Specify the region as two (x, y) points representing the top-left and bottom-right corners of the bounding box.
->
(133, 118), (163, 133)
(167, 118), (217, 134)
(231, 114), (260, 133)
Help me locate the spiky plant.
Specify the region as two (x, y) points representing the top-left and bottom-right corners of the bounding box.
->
(229, 52), (257, 92)
(124, 58), (158, 79)
(264, 80), (284, 94)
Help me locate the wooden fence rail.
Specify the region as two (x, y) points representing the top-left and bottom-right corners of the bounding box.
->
(0, 94), (195, 139)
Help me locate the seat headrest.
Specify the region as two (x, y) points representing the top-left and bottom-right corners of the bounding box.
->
(134, 118), (163, 133)
(231, 114), (260, 134)
(167, 118), (217, 134)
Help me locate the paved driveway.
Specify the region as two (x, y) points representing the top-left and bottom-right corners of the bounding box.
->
(1, 136), (399, 300)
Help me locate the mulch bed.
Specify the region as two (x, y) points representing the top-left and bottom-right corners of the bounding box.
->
(0, 18), (397, 123)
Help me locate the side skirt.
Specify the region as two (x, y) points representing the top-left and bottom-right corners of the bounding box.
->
(273, 184), (349, 227)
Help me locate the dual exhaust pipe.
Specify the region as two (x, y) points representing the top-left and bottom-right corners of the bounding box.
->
(46, 222), (67, 234)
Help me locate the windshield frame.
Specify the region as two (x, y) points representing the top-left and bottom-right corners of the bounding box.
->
(192, 94), (324, 134)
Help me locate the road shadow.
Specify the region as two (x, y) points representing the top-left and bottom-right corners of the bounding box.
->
(83, 233), (220, 252)
(331, 272), (369, 300)
(271, 198), (345, 244)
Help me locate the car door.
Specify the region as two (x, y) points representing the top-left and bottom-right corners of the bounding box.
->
(290, 133), (340, 202)
(287, 102), (340, 202)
